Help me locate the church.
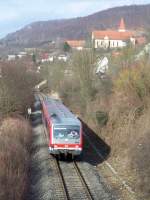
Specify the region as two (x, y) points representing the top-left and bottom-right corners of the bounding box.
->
(92, 18), (136, 49)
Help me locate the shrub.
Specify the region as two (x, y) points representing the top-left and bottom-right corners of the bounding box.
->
(96, 111), (108, 127)
(0, 61), (41, 116)
(0, 117), (32, 200)
(114, 61), (150, 102)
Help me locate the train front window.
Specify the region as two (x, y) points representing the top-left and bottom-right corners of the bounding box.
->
(53, 125), (80, 143)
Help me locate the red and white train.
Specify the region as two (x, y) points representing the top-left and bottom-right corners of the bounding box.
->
(42, 97), (83, 157)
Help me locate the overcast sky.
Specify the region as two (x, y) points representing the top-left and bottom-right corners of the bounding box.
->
(0, 0), (150, 38)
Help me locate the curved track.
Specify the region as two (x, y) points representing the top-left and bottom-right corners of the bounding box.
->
(34, 92), (117, 200)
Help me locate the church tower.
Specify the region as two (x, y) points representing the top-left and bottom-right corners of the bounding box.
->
(118, 18), (126, 32)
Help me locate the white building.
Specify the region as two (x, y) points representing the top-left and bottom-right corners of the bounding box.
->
(17, 51), (27, 58)
(58, 55), (68, 62)
(8, 55), (16, 61)
(92, 18), (136, 49)
(41, 56), (54, 63)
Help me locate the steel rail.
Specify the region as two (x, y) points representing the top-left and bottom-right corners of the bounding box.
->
(73, 161), (94, 200)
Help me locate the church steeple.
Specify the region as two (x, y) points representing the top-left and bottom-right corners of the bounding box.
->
(118, 18), (126, 32)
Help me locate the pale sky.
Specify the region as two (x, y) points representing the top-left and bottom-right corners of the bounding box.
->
(0, 0), (150, 38)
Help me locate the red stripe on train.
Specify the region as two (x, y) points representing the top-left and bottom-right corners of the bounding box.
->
(49, 144), (82, 148)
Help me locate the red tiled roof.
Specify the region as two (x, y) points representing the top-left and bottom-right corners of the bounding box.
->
(66, 40), (85, 47)
(92, 30), (135, 40)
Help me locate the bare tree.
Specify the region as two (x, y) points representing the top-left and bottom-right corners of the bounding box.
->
(0, 61), (41, 116)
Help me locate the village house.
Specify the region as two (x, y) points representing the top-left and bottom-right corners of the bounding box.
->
(58, 54), (68, 62)
(8, 55), (16, 61)
(41, 52), (54, 63)
(92, 18), (136, 49)
(17, 51), (27, 58)
(66, 40), (85, 50)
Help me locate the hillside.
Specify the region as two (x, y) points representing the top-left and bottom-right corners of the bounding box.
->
(1, 4), (150, 49)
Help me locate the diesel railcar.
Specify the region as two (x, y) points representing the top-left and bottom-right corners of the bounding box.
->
(42, 97), (83, 157)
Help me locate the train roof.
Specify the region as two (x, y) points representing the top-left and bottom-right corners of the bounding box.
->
(43, 97), (81, 126)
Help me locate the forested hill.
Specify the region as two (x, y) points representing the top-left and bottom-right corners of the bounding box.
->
(1, 4), (150, 47)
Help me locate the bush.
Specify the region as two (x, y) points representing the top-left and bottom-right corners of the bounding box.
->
(100, 58), (150, 199)
(114, 61), (150, 101)
(0, 61), (41, 116)
(0, 117), (32, 200)
(96, 111), (108, 127)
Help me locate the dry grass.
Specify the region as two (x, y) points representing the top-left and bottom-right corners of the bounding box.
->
(97, 65), (150, 199)
(0, 117), (32, 200)
(129, 109), (150, 199)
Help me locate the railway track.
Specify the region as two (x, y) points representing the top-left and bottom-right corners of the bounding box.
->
(36, 92), (117, 200)
(38, 93), (93, 199)
(42, 124), (94, 199)
(57, 159), (94, 200)
(46, 152), (114, 200)
(73, 161), (94, 200)
(48, 154), (115, 200)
